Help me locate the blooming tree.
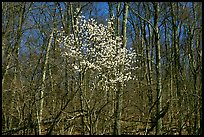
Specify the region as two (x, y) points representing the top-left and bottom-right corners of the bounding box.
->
(57, 15), (137, 94)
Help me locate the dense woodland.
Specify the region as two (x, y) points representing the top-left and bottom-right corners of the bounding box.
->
(2, 2), (202, 135)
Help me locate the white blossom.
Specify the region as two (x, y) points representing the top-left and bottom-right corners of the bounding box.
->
(57, 12), (139, 93)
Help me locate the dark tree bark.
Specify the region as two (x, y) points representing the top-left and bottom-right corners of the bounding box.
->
(153, 2), (162, 135)
(113, 2), (129, 135)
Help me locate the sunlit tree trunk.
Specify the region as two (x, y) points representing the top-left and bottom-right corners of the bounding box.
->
(13, 3), (25, 88)
(37, 30), (54, 135)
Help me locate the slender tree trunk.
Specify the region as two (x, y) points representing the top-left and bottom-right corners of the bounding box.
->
(153, 2), (162, 135)
(170, 2), (182, 134)
(191, 3), (201, 134)
(107, 2), (113, 105)
(9, 3), (26, 131)
(14, 3), (25, 87)
(79, 72), (85, 135)
(165, 18), (173, 133)
(116, 2), (121, 36)
(61, 2), (71, 134)
(113, 2), (129, 135)
(139, 12), (145, 108)
(37, 30), (54, 135)
(143, 20), (153, 108)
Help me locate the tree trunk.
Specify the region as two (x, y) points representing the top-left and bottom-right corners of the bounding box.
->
(116, 2), (121, 36)
(170, 2), (182, 134)
(153, 2), (162, 135)
(37, 30), (54, 135)
(113, 2), (129, 135)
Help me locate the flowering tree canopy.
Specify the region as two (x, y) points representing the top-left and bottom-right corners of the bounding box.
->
(57, 15), (138, 92)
